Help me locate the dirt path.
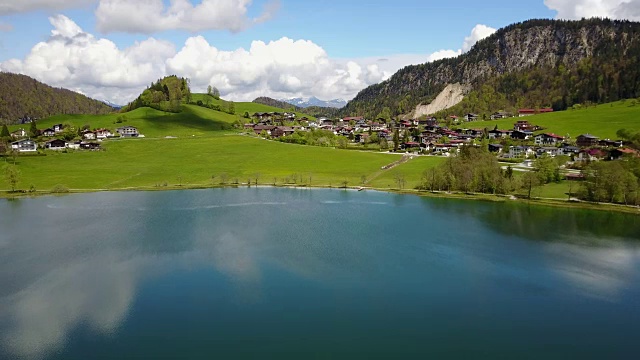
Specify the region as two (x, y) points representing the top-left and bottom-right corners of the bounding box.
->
(364, 154), (414, 185)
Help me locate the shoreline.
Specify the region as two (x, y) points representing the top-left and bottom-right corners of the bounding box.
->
(2, 183), (639, 215)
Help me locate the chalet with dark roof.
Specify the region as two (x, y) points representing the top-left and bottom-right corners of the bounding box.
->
(576, 134), (599, 148)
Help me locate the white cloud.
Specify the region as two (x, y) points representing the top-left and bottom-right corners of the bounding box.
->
(0, 15), (175, 104)
(544, 0), (640, 21)
(0, 0), (94, 15)
(0, 16), (497, 104)
(462, 24), (498, 52)
(95, 0), (279, 34)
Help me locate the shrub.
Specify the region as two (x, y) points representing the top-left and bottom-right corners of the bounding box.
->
(51, 184), (70, 193)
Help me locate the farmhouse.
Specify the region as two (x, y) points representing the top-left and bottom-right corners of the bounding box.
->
(271, 126), (294, 138)
(41, 128), (56, 137)
(508, 145), (535, 158)
(11, 139), (38, 152)
(254, 125), (276, 136)
(534, 133), (564, 145)
(576, 134), (599, 147)
(45, 139), (67, 150)
(11, 129), (27, 138)
(82, 130), (96, 140)
(53, 124), (64, 133)
(511, 130), (533, 140)
(518, 108), (553, 117)
(95, 128), (113, 139)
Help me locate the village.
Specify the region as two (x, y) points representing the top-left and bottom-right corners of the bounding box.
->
(242, 109), (638, 164)
(7, 122), (142, 153)
(5, 108), (638, 169)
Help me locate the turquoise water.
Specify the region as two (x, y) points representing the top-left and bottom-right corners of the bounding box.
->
(1, 188), (639, 359)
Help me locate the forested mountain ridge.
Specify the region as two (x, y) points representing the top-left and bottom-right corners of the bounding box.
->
(0, 72), (114, 123)
(253, 97), (340, 118)
(340, 18), (640, 119)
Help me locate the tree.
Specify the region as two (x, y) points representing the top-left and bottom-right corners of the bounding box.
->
(394, 173), (406, 189)
(522, 171), (541, 199)
(29, 120), (38, 138)
(392, 127), (400, 151)
(228, 101), (235, 115)
(207, 85), (213, 96)
(4, 164), (20, 192)
(212, 87), (221, 100)
(243, 111), (250, 119)
(0, 124), (9, 139)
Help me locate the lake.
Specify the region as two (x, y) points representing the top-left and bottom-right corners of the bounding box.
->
(1, 188), (639, 359)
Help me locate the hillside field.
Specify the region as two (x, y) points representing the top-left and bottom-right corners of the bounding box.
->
(464, 101), (640, 139)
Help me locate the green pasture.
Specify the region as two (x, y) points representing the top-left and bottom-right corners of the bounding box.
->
(467, 101), (640, 139)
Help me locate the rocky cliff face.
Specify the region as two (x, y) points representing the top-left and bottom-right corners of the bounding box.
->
(341, 18), (640, 118)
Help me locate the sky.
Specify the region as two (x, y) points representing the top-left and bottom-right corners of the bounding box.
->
(0, 0), (639, 105)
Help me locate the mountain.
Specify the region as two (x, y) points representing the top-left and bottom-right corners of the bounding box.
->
(102, 100), (123, 110)
(281, 97), (347, 109)
(340, 18), (640, 119)
(252, 97), (340, 118)
(0, 72), (114, 124)
(253, 97), (301, 111)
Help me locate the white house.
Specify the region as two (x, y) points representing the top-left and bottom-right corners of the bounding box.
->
(508, 146), (535, 158)
(11, 139), (38, 152)
(116, 126), (139, 138)
(82, 130), (96, 140)
(534, 133), (564, 146)
(95, 128), (113, 139)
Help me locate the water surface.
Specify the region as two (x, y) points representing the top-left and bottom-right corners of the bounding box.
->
(1, 188), (639, 359)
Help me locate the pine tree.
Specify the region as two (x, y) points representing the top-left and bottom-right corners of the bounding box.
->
(29, 120), (38, 138)
(0, 124), (9, 139)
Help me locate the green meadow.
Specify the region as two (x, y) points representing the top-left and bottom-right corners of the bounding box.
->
(467, 101), (640, 139)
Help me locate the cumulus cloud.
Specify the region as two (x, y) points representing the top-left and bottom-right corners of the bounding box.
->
(0, 15), (175, 104)
(544, 0), (640, 21)
(0, 0), (94, 15)
(0, 16), (497, 104)
(95, 0), (279, 34)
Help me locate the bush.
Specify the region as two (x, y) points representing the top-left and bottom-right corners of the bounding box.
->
(51, 184), (70, 193)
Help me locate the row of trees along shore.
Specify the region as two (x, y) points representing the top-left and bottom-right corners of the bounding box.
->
(417, 145), (640, 206)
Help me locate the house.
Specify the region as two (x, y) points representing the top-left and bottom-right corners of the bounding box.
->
(116, 126), (139, 138)
(80, 142), (101, 150)
(513, 120), (538, 132)
(11, 139), (38, 152)
(511, 130), (533, 140)
(576, 134), (599, 147)
(95, 128), (112, 139)
(598, 139), (623, 148)
(11, 128), (27, 138)
(508, 146), (535, 158)
(82, 130), (96, 140)
(488, 129), (510, 139)
(45, 139), (67, 150)
(534, 133), (564, 145)
(67, 141), (82, 150)
(610, 148), (639, 160)
(575, 148), (606, 162)
(253, 125), (276, 136)
(401, 142), (421, 150)
(271, 126), (294, 138)
(464, 113), (479, 122)
(41, 128), (56, 137)
(53, 124), (64, 133)
(354, 133), (370, 143)
(561, 146), (581, 156)
(518, 108), (553, 117)
(488, 144), (503, 153)
(342, 116), (364, 123)
(490, 111), (511, 120)
(536, 147), (563, 157)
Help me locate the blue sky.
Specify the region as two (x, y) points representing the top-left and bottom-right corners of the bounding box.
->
(0, 0), (633, 103)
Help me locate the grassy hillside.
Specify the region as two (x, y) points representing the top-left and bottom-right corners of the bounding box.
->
(190, 94), (316, 120)
(9, 105), (238, 138)
(466, 101), (640, 139)
(1, 135), (402, 190)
